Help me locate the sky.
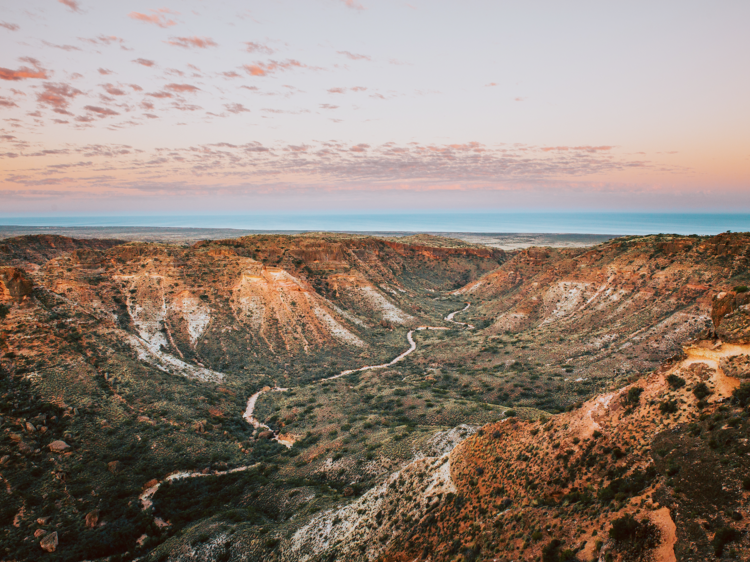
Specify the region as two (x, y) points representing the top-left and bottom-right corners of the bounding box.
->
(1, 0), (749, 216)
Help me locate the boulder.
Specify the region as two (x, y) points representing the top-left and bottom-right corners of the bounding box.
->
(85, 509), (99, 528)
(107, 460), (120, 474)
(40, 531), (58, 553)
(48, 440), (70, 453)
(34, 529), (47, 538)
(37, 516), (51, 525)
(258, 430), (274, 440)
(143, 478), (158, 490)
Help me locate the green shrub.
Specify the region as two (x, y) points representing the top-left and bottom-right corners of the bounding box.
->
(732, 383), (750, 407)
(541, 539), (575, 562)
(734, 285), (748, 293)
(626, 387), (644, 406)
(504, 409), (516, 417)
(693, 383), (711, 400)
(666, 374), (685, 389)
(712, 527), (739, 556)
(609, 514), (659, 550)
(0, 304), (10, 319)
(659, 400), (678, 414)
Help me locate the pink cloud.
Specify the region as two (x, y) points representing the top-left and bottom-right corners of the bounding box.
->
(222, 71), (241, 78)
(350, 86), (367, 92)
(337, 51), (370, 61)
(0, 96), (18, 108)
(541, 146), (614, 153)
(80, 35), (124, 46)
(328, 87), (346, 94)
(84, 105), (119, 117)
(42, 41), (81, 52)
(164, 83), (199, 93)
(485, 82), (497, 87)
(58, 0), (81, 13)
(245, 42), (274, 54)
(243, 59), (305, 77)
(133, 58), (156, 67)
(225, 103), (250, 113)
(171, 102), (201, 111)
(129, 84), (143, 91)
(1, 22), (20, 31)
(128, 10), (177, 28)
(341, 0), (365, 10)
(166, 36), (217, 49)
(36, 82), (83, 113)
(102, 84), (126, 96)
(98, 68), (113, 75)
(0, 59), (49, 81)
(146, 91), (173, 99)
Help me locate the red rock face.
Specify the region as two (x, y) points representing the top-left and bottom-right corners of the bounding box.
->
(0, 267), (33, 300)
(712, 290), (750, 330)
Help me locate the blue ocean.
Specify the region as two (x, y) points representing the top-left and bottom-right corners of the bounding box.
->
(0, 213), (748, 236)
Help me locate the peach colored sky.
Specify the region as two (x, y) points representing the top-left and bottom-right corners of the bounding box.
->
(1, 0), (749, 214)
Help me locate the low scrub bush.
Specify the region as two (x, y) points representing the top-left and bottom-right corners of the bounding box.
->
(666, 374), (685, 389)
(693, 382), (711, 400)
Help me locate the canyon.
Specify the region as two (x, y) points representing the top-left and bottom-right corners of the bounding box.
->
(0, 231), (748, 561)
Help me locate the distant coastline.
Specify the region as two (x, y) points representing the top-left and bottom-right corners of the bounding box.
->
(0, 212), (748, 237)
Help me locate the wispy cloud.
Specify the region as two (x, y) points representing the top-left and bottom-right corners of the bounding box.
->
(84, 105), (119, 117)
(58, 0), (81, 13)
(243, 59), (306, 77)
(164, 83), (200, 93)
(341, 0), (365, 10)
(224, 103), (250, 113)
(36, 82), (83, 114)
(102, 84), (126, 96)
(166, 36), (217, 49)
(1, 140), (649, 198)
(80, 35), (124, 46)
(0, 58), (49, 81)
(42, 41), (81, 51)
(0, 22), (19, 31)
(245, 42), (274, 54)
(337, 50), (371, 61)
(128, 9), (177, 28)
(133, 58), (156, 67)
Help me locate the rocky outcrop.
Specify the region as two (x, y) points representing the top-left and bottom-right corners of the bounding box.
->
(40, 531), (58, 552)
(713, 290), (750, 342)
(712, 290), (750, 328)
(0, 267), (33, 301)
(48, 440), (70, 453)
